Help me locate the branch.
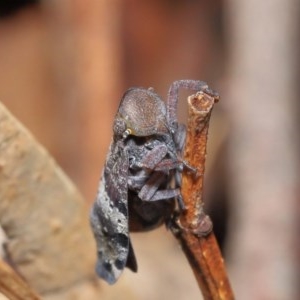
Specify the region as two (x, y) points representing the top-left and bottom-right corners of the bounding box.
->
(172, 91), (234, 299)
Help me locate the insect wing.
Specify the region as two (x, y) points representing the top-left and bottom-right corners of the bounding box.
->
(90, 142), (136, 284)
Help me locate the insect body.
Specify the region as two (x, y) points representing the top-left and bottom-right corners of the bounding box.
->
(90, 80), (209, 284)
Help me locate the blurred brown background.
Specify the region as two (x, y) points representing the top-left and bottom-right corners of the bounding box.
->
(0, 0), (299, 299)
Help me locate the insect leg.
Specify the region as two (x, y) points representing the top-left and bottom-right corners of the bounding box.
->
(134, 143), (168, 170)
(137, 172), (186, 210)
(173, 123), (186, 154)
(138, 172), (166, 201)
(151, 158), (183, 172)
(150, 188), (181, 200)
(128, 171), (148, 191)
(131, 142), (185, 172)
(148, 188), (186, 210)
(167, 80), (209, 133)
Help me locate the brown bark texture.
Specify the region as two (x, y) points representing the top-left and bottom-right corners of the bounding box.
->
(173, 91), (234, 299)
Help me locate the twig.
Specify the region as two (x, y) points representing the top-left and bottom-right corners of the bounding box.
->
(0, 258), (41, 300)
(172, 91), (234, 299)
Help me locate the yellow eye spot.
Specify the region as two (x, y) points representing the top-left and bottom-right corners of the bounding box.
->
(122, 128), (132, 139)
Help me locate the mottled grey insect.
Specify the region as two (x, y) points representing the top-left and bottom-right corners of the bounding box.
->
(90, 80), (210, 284)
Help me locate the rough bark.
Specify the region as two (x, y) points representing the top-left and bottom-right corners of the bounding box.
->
(173, 91), (234, 299)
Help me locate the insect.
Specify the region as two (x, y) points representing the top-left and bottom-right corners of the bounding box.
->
(90, 80), (210, 284)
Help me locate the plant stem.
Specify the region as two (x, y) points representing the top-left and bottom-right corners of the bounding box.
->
(172, 91), (234, 300)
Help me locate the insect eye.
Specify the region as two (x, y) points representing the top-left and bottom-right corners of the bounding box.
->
(122, 129), (132, 139)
